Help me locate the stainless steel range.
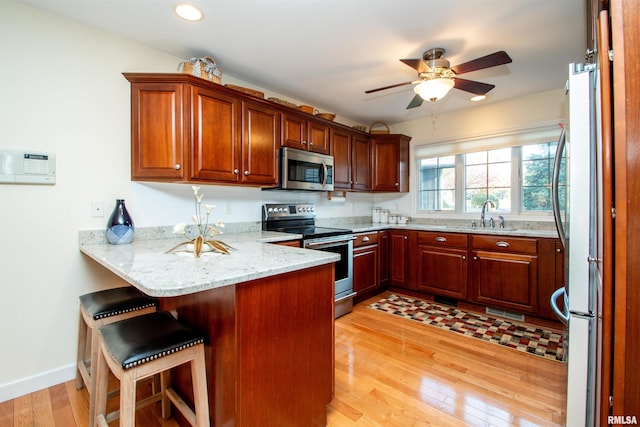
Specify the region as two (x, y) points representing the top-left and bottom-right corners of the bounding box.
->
(262, 203), (356, 318)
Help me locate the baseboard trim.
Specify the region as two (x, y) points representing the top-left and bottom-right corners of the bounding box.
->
(0, 363), (76, 402)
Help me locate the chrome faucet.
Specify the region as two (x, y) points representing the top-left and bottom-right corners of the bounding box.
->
(480, 200), (495, 228)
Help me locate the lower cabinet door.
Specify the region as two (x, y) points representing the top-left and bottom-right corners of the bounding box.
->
(416, 245), (468, 299)
(353, 245), (378, 295)
(472, 250), (538, 313)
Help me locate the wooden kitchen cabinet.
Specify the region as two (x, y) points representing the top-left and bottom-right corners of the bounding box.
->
(129, 80), (188, 180)
(281, 112), (330, 154)
(389, 230), (411, 288)
(353, 232), (379, 301)
(126, 73), (279, 186)
(471, 235), (538, 314)
(331, 128), (371, 191)
(536, 238), (564, 320)
(371, 134), (411, 192)
(240, 100), (280, 185)
(190, 91), (279, 185)
(190, 85), (241, 182)
(416, 231), (469, 300)
(378, 230), (389, 286)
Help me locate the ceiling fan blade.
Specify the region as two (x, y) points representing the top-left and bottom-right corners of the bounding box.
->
(451, 51), (512, 75)
(400, 58), (431, 73)
(365, 81), (414, 94)
(453, 78), (495, 95)
(406, 94), (424, 109)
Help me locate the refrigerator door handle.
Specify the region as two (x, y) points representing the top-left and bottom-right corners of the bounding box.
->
(552, 127), (567, 249)
(550, 287), (569, 326)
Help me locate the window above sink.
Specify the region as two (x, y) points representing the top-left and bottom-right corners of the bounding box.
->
(414, 122), (565, 218)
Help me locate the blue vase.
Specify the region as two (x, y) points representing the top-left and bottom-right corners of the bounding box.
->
(106, 199), (134, 244)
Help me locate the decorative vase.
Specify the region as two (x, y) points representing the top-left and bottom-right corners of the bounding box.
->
(106, 199), (134, 244)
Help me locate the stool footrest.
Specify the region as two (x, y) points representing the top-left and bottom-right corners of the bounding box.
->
(104, 391), (162, 424)
(165, 387), (197, 426)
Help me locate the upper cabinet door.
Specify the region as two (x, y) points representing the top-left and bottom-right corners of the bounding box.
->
(371, 134), (411, 192)
(307, 120), (330, 154)
(282, 113), (307, 151)
(331, 129), (352, 190)
(352, 134), (371, 191)
(242, 101), (280, 185)
(130, 82), (187, 180)
(190, 85), (241, 182)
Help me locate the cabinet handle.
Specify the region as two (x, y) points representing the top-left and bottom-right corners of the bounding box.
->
(496, 241), (510, 248)
(473, 256), (478, 260)
(244, 170), (250, 176)
(404, 236), (408, 240)
(233, 169), (239, 174)
(309, 141), (314, 145)
(435, 237), (447, 242)
(302, 141), (307, 145)
(556, 248), (562, 253)
(174, 164), (181, 170)
(395, 182), (399, 187)
(462, 256), (466, 260)
(362, 236), (370, 242)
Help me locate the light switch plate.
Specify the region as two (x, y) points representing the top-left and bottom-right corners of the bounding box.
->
(91, 200), (105, 218)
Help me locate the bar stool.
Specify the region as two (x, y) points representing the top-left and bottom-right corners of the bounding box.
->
(94, 311), (210, 427)
(76, 287), (158, 425)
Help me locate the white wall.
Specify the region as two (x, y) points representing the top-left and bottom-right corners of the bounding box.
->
(0, 0), (563, 401)
(380, 89), (566, 218)
(0, 0), (380, 401)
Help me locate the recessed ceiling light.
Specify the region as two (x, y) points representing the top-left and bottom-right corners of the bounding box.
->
(175, 4), (203, 22)
(470, 95), (486, 102)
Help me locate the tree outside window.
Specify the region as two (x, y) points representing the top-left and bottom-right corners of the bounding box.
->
(464, 148), (511, 212)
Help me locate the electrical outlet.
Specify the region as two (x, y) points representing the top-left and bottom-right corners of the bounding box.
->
(91, 200), (105, 218)
(225, 201), (232, 214)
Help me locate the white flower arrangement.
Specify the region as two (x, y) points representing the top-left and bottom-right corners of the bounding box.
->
(167, 186), (233, 257)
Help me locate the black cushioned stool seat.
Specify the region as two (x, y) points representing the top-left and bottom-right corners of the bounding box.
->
(79, 287), (158, 320)
(99, 311), (205, 369)
(75, 287), (158, 427)
(94, 311), (210, 427)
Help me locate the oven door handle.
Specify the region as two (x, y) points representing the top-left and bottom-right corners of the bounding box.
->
(335, 291), (357, 303)
(304, 236), (356, 249)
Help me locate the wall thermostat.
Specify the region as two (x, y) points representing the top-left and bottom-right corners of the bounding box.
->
(0, 149), (56, 185)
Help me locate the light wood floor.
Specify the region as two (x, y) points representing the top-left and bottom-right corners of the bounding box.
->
(0, 291), (566, 426)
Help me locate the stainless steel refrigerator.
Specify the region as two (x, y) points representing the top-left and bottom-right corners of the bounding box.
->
(551, 62), (602, 426)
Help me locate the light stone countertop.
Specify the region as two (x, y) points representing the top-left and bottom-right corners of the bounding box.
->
(345, 223), (559, 238)
(80, 230), (338, 297)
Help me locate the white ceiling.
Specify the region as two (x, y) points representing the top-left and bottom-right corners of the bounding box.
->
(16, 0), (587, 126)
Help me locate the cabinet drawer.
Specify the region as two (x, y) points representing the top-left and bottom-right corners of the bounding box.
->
(418, 231), (468, 248)
(354, 232), (378, 247)
(471, 235), (537, 255)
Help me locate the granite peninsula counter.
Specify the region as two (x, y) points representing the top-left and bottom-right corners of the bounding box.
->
(79, 230), (338, 297)
(80, 229), (338, 427)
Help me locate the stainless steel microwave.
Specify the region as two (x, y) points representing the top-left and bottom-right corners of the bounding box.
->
(279, 147), (334, 191)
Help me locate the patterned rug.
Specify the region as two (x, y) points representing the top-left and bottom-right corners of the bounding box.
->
(368, 294), (566, 362)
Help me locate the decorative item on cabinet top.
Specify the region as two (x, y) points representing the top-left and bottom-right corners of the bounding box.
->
(314, 110), (336, 121)
(369, 121), (390, 134)
(225, 84), (264, 98)
(178, 56), (221, 83)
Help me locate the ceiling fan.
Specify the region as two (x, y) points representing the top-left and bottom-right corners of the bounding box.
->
(365, 48), (512, 109)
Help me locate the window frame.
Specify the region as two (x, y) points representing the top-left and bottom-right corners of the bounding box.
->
(412, 122), (563, 220)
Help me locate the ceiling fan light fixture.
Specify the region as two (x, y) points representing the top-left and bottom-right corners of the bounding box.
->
(470, 94), (487, 102)
(414, 78), (455, 102)
(175, 4), (203, 22)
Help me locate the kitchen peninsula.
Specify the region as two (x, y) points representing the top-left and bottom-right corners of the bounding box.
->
(80, 229), (338, 427)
